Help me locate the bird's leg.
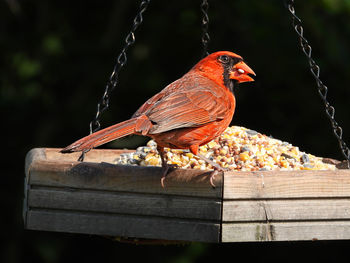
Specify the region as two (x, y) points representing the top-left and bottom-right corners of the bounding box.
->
(189, 145), (227, 188)
(196, 153), (225, 170)
(157, 146), (177, 188)
(195, 153), (227, 188)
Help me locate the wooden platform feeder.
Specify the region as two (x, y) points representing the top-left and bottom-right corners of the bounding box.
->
(24, 148), (350, 243)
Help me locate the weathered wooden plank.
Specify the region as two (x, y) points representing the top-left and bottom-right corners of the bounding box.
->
(24, 148), (47, 225)
(25, 148), (47, 175)
(224, 170), (350, 199)
(26, 209), (220, 243)
(29, 159), (222, 198)
(44, 148), (133, 163)
(222, 223), (272, 242)
(223, 199), (350, 221)
(24, 148), (223, 242)
(222, 221), (350, 242)
(28, 188), (221, 220)
(24, 148), (131, 176)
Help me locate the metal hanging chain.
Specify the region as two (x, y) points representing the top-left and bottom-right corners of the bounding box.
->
(286, 0), (350, 167)
(78, 0), (151, 162)
(201, 0), (210, 57)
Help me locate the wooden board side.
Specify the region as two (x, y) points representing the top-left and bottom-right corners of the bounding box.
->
(224, 170), (350, 199)
(223, 199), (350, 221)
(45, 148), (134, 163)
(28, 188), (222, 220)
(26, 210), (220, 243)
(25, 148), (223, 242)
(222, 221), (350, 242)
(24, 148), (47, 225)
(29, 160), (223, 198)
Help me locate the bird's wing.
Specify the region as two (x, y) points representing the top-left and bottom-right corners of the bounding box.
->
(133, 75), (233, 134)
(132, 92), (165, 119)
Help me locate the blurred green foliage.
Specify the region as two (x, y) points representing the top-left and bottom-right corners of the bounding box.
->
(1, 0), (350, 262)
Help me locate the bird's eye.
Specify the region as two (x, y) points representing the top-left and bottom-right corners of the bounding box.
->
(218, 55), (230, 64)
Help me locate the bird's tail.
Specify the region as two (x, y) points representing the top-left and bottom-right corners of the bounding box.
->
(61, 117), (149, 153)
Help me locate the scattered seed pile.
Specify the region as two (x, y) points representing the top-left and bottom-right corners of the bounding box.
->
(114, 126), (336, 171)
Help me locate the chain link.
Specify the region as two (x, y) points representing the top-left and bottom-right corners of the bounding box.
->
(200, 0), (210, 57)
(78, 0), (151, 161)
(286, 0), (350, 167)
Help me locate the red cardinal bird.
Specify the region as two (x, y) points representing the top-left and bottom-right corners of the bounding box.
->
(61, 51), (255, 187)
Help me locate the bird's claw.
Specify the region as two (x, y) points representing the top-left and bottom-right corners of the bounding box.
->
(160, 163), (179, 188)
(209, 170), (218, 188)
(160, 176), (166, 188)
(209, 166), (229, 188)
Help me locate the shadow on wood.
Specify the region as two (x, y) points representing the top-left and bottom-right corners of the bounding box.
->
(24, 148), (223, 243)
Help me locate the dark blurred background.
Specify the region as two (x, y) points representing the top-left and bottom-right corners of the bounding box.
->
(2, 0), (350, 262)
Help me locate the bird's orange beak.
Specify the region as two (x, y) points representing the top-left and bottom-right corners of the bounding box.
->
(230, 61), (256, 83)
